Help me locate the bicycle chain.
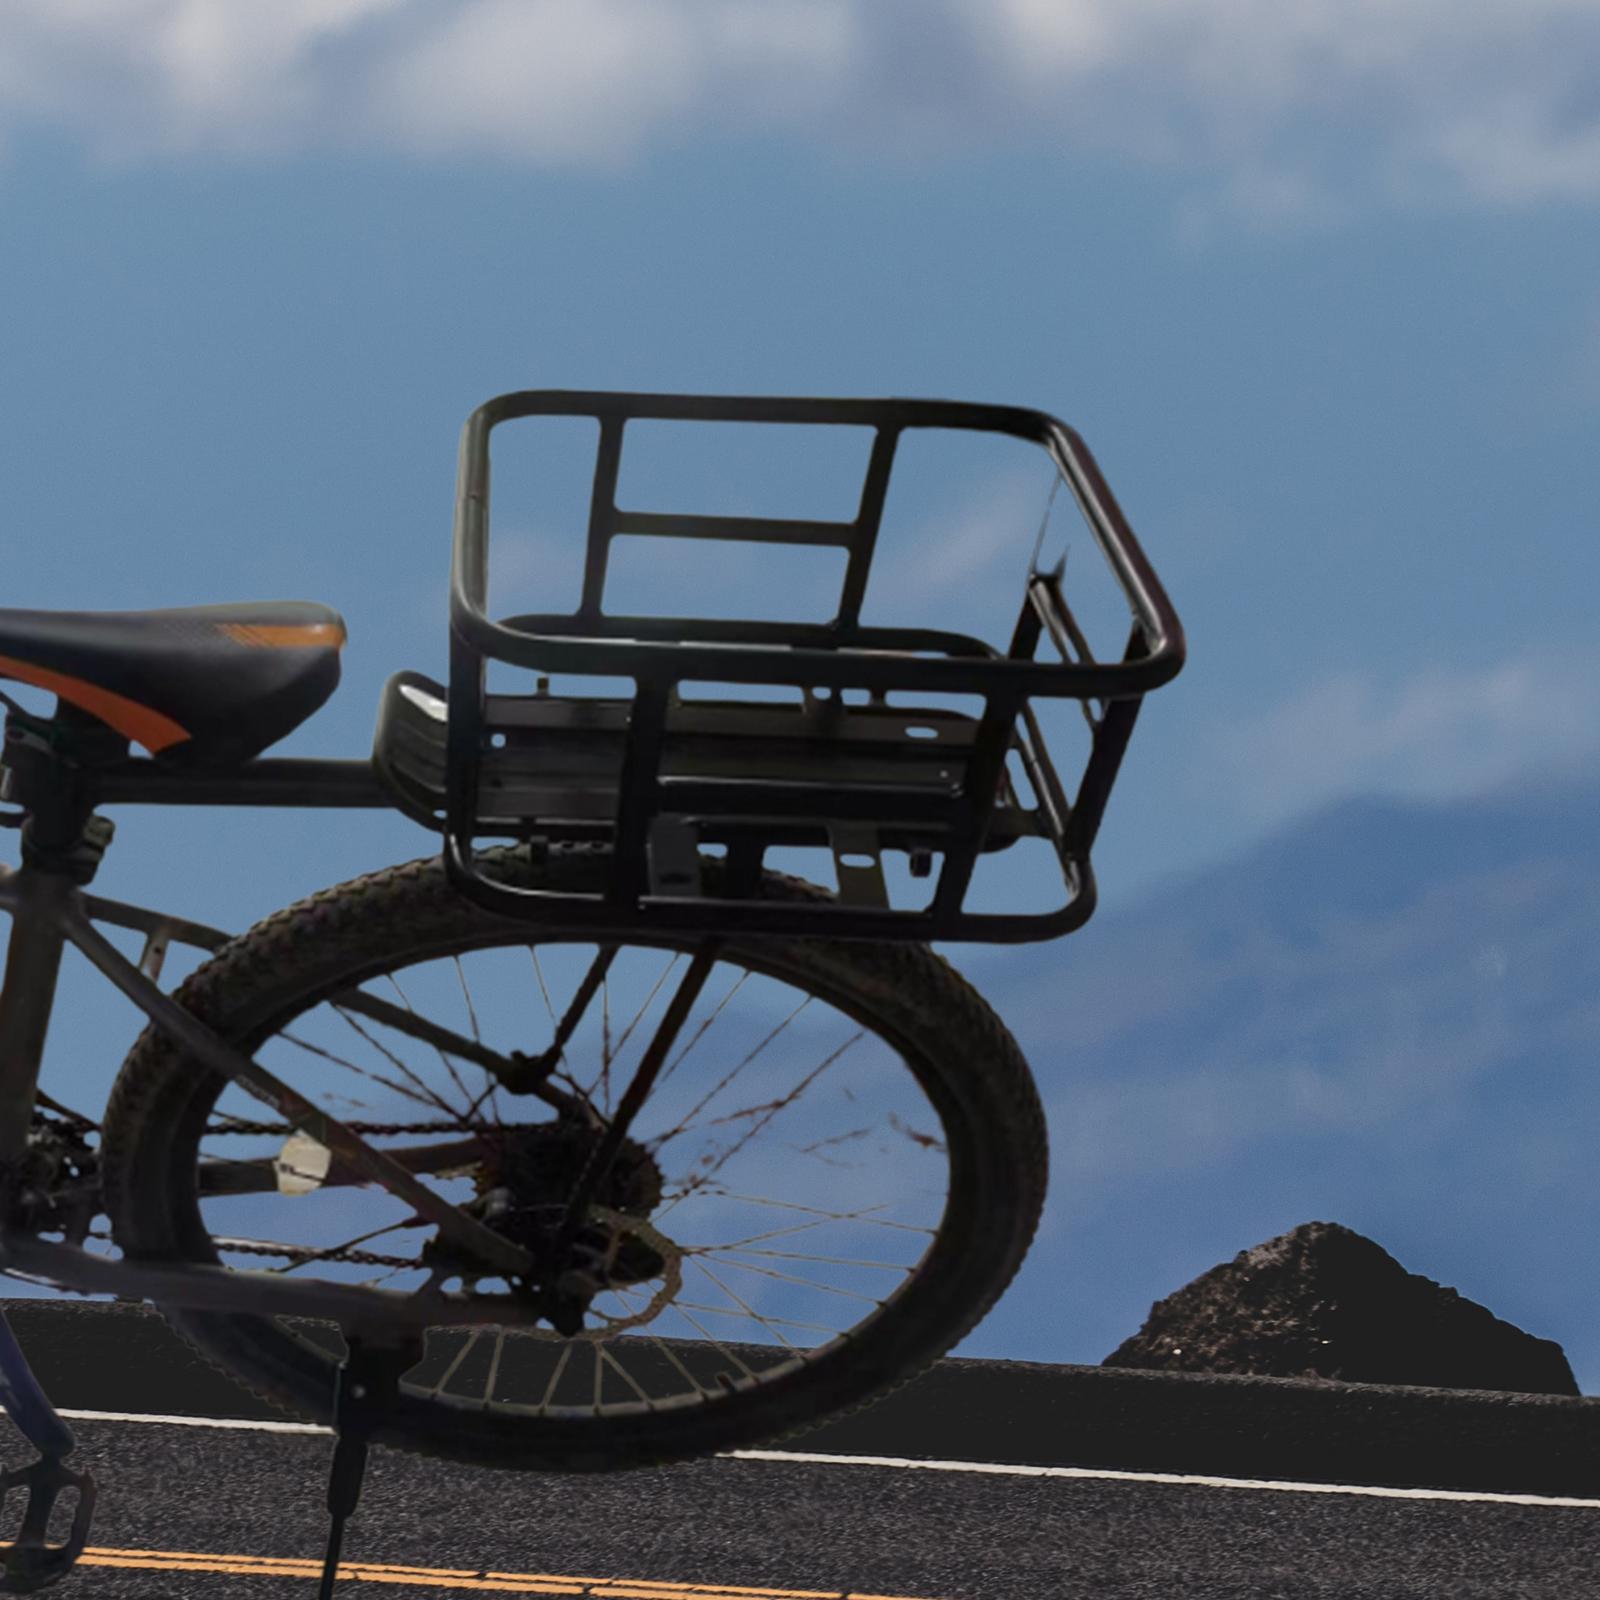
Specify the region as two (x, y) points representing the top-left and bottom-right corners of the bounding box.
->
(82, 1217), (686, 1337)
(85, 1227), (416, 1271)
(209, 1116), (501, 1137)
(77, 1117), (509, 1270)
(163, 1118), (674, 1299)
(90, 1122), (684, 1331)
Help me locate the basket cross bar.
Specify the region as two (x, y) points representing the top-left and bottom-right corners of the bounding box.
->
(369, 389), (1184, 944)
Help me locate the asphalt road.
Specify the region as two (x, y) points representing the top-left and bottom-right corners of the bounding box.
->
(0, 1303), (1596, 1598)
(6, 1411), (1598, 1600)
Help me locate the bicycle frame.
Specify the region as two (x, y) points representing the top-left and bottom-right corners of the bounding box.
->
(0, 734), (739, 1589)
(0, 389), (1187, 1595)
(0, 386), (1187, 1336)
(0, 751), (581, 1333)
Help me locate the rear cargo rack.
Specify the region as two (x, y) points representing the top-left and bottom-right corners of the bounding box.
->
(373, 390), (1185, 943)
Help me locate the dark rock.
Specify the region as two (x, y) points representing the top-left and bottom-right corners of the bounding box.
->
(1103, 1222), (1578, 1396)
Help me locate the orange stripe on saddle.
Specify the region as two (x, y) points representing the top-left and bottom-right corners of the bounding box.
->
(0, 653), (191, 754)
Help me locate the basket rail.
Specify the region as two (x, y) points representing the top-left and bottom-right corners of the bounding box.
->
(413, 390), (1184, 944)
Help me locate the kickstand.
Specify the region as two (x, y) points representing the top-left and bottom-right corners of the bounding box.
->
(0, 1313), (94, 1594)
(317, 1333), (422, 1600)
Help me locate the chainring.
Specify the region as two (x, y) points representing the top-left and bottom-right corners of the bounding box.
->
(1, 1112), (99, 1243)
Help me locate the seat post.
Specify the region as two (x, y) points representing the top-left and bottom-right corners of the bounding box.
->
(0, 868), (71, 1171)
(0, 704), (123, 1169)
(1, 704), (122, 882)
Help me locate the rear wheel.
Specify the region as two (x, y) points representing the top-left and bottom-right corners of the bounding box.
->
(101, 844), (1047, 1471)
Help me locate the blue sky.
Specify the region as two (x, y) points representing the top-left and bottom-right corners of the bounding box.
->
(3, 2), (1600, 1378)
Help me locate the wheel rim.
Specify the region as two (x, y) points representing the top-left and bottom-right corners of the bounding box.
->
(159, 933), (963, 1423)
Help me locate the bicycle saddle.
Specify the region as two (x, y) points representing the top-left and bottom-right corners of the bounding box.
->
(0, 602), (345, 764)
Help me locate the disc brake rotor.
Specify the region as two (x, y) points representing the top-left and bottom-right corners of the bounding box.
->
(423, 1117), (670, 1294)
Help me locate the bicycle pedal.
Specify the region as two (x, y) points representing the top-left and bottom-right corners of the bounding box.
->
(0, 1456), (95, 1594)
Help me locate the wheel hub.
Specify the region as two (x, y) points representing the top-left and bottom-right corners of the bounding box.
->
(423, 1117), (667, 1292)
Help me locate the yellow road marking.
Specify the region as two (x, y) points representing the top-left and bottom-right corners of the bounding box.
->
(578, 1585), (840, 1597)
(4, 1545), (941, 1599)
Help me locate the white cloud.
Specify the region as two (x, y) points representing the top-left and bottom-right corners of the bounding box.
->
(0, 0), (398, 156)
(1216, 650), (1600, 827)
(1427, 99), (1600, 205)
(3, 1), (1600, 210)
(368, 2), (702, 165)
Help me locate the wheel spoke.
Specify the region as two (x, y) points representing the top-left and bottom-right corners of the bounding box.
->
(634, 1291), (763, 1382)
(426, 1329), (483, 1398)
(612, 953), (680, 1064)
(613, 1313), (716, 1399)
(691, 1256), (805, 1351)
(376, 972), (479, 1118)
(446, 955), (485, 1112)
(529, 947), (559, 1026)
(788, 1126), (872, 1165)
(649, 995), (812, 1152)
(699, 1244), (918, 1271)
(279, 1023), (446, 1116)
(325, 987), (582, 1118)
(675, 1269), (845, 1341)
(135, 899), (1010, 1441)
(595, 1342), (658, 1409)
(484, 1329), (506, 1404)
(530, 944), (617, 1093)
(538, 1340), (574, 1410)
(452, 955), (483, 1044)
(657, 968), (751, 1091)
(653, 1031), (865, 1216)
(657, 1185), (937, 1236)
(599, 964), (613, 1113)
(549, 946), (720, 1258)
(689, 1252), (888, 1305)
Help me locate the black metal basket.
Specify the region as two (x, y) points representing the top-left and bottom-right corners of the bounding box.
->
(372, 390), (1185, 942)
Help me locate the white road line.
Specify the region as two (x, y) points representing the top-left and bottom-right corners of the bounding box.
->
(59, 1409), (330, 1435)
(52, 1410), (1600, 1509)
(728, 1449), (1600, 1509)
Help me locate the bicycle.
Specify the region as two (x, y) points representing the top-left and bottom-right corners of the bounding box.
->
(0, 391), (1183, 1593)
